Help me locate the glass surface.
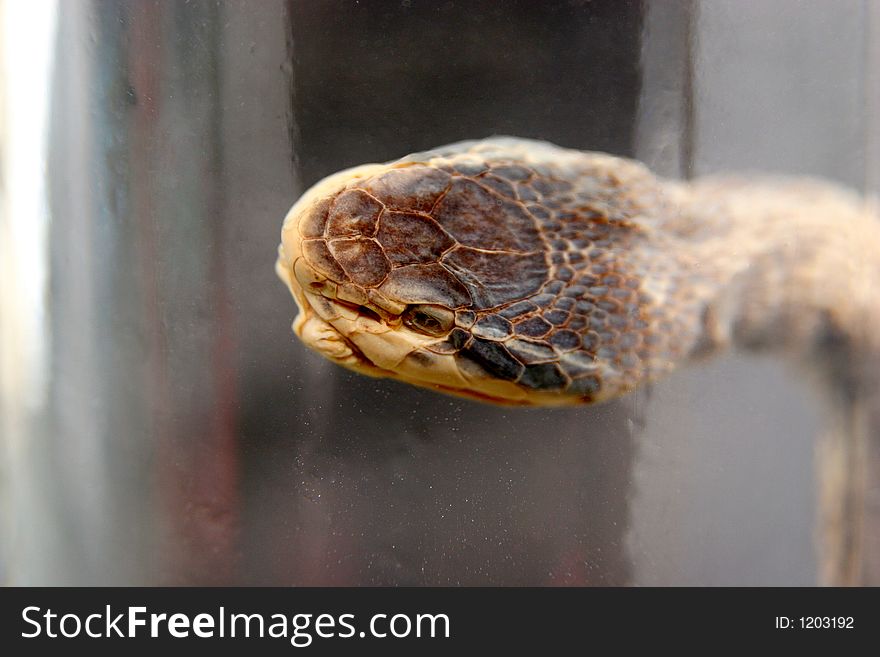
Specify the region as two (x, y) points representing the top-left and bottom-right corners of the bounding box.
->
(1, 0), (876, 585)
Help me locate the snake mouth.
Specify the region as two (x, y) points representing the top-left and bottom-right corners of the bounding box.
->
(277, 246), (446, 379)
(298, 299), (397, 378)
(276, 254), (389, 375)
(278, 249), (523, 402)
(282, 292), (543, 406)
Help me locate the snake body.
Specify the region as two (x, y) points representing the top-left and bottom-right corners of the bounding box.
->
(276, 137), (880, 407)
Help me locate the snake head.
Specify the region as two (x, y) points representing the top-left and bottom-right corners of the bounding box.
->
(277, 138), (693, 406)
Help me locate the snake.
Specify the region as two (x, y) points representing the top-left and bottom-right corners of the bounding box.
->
(276, 137), (880, 408)
(276, 136), (880, 585)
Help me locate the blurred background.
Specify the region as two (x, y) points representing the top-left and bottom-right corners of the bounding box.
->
(1, 0), (877, 585)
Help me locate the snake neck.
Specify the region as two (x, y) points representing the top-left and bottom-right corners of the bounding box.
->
(673, 178), (880, 586)
(672, 178), (880, 396)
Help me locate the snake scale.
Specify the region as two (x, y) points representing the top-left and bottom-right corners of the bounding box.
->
(276, 137), (880, 407)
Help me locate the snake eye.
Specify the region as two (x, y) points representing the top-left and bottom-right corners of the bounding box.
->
(402, 304), (454, 336)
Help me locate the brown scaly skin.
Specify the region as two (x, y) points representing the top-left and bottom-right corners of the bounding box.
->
(277, 137), (879, 407)
(277, 138), (714, 406)
(278, 137), (880, 585)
